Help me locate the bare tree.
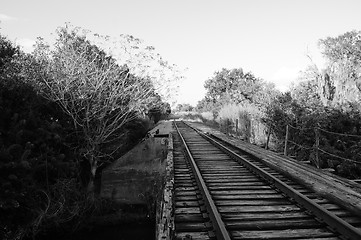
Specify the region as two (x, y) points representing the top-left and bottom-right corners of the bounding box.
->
(35, 26), (155, 193)
(90, 33), (184, 105)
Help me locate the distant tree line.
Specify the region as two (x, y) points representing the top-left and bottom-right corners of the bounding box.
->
(175, 103), (194, 112)
(0, 25), (181, 240)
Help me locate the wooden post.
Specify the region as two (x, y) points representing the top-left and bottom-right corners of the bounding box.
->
(228, 119), (231, 135)
(226, 119), (229, 135)
(235, 119), (239, 134)
(219, 118), (223, 133)
(284, 125), (289, 156)
(314, 127), (320, 168)
(265, 127), (271, 150)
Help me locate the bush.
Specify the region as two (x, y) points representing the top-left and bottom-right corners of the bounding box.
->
(0, 34), (114, 240)
(266, 92), (361, 178)
(0, 33), (159, 239)
(200, 111), (214, 121)
(0, 51), (83, 239)
(216, 103), (268, 146)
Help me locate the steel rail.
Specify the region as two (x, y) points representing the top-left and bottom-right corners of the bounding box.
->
(185, 122), (361, 240)
(174, 121), (231, 240)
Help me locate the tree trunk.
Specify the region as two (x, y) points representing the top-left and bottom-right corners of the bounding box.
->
(265, 127), (271, 150)
(87, 155), (98, 195)
(314, 127), (320, 168)
(284, 125), (289, 156)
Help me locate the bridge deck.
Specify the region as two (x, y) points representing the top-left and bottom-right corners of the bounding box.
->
(160, 121), (361, 240)
(157, 120), (361, 240)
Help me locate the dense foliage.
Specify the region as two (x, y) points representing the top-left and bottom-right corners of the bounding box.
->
(0, 36), (79, 239)
(272, 31), (361, 178)
(195, 31), (361, 178)
(196, 67), (279, 145)
(0, 26), (176, 240)
(175, 103), (194, 112)
(317, 31), (361, 107)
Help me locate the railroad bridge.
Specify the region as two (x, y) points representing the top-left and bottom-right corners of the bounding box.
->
(156, 121), (361, 240)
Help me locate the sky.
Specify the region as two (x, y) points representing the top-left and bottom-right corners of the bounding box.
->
(1, 0), (361, 106)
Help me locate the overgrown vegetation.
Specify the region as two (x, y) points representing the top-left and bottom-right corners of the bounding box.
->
(194, 30), (361, 179)
(194, 68), (279, 146)
(0, 25), (178, 240)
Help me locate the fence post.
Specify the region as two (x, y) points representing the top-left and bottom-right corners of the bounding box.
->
(314, 127), (320, 168)
(235, 119), (238, 134)
(284, 125), (289, 156)
(226, 119), (229, 135)
(219, 117), (223, 133)
(265, 126), (271, 150)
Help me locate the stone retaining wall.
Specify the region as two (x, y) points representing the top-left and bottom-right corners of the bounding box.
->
(156, 132), (174, 240)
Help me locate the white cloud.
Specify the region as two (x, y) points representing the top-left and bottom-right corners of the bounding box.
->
(0, 13), (17, 21)
(16, 38), (36, 53)
(270, 66), (302, 92)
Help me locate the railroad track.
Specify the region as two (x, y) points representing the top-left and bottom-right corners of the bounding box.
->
(173, 120), (361, 240)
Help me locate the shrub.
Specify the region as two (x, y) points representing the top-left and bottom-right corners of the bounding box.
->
(216, 103), (268, 145)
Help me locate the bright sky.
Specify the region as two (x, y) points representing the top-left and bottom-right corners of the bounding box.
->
(1, 0), (361, 106)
